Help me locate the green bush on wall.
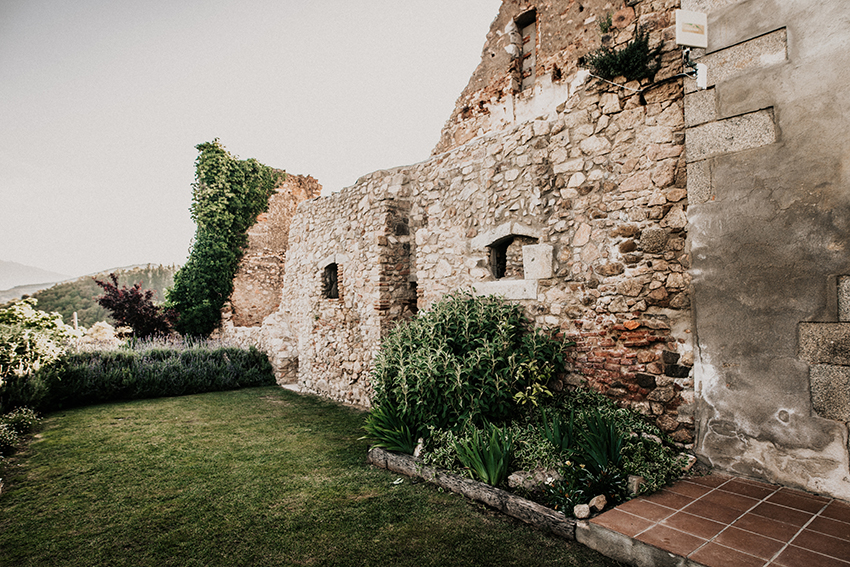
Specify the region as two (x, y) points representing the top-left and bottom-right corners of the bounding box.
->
(582, 27), (662, 82)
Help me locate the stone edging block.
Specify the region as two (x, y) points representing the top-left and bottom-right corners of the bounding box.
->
(366, 447), (576, 540)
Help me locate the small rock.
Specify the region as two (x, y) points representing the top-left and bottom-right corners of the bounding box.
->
(628, 475), (644, 495)
(589, 494), (608, 512)
(574, 504), (591, 519)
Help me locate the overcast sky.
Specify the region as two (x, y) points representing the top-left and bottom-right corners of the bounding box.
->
(0, 0), (501, 278)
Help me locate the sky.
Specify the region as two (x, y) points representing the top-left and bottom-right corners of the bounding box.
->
(0, 0), (502, 279)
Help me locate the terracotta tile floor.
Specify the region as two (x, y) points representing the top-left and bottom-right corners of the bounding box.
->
(590, 474), (850, 567)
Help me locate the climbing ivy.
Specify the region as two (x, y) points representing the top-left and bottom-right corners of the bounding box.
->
(167, 140), (282, 337)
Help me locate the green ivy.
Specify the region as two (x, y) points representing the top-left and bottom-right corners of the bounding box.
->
(167, 140), (283, 336)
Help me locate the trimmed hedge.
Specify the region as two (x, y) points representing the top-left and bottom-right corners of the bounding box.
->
(0, 346), (274, 413)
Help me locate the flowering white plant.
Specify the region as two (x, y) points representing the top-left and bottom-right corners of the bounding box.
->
(0, 299), (81, 387)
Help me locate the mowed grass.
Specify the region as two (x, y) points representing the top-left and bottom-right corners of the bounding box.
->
(0, 387), (622, 567)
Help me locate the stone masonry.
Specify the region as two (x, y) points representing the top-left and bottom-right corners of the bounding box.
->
(225, 0), (699, 443)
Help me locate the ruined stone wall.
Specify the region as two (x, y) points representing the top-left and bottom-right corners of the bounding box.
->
(252, 4), (693, 448)
(219, 174), (320, 381)
(225, 174), (321, 327)
(434, 0), (683, 154)
(277, 176), (417, 404)
(684, 0), (850, 499)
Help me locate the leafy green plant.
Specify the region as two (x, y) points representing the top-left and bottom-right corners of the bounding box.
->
(582, 27), (662, 82)
(1, 407), (40, 435)
(577, 408), (625, 474)
(361, 403), (420, 454)
(370, 291), (573, 433)
(0, 423), (20, 455)
(166, 140), (283, 337)
(599, 12), (613, 34)
(541, 407), (578, 455)
(453, 421), (514, 486)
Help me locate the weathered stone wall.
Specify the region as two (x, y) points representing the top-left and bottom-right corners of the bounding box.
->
(685, 0), (850, 499)
(434, 0), (683, 155)
(219, 0), (696, 439)
(242, 0), (696, 444)
(219, 174), (320, 382)
(225, 174), (320, 327)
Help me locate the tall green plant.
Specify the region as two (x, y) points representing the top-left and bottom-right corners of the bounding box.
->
(361, 403), (420, 454)
(541, 408), (578, 455)
(453, 421), (514, 486)
(167, 140), (282, 336)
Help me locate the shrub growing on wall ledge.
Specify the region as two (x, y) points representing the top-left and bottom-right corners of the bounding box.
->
(167, 140), (283, 337)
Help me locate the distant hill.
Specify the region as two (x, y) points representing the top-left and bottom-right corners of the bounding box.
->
(0, 282), (61, 304)
(0, 260), (70, 291)
(1, 264), (178, 328)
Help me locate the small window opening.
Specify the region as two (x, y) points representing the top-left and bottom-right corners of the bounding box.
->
(489, 235), (539, 279)
(490, 238), (511, 279)
(322, 263), (339, 299)
(515, 10), (537, 91)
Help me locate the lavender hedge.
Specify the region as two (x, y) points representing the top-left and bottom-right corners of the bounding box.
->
(0, 345), (274, 413)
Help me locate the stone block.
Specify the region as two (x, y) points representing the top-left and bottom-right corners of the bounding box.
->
(685, 108), (776, 163)
(684, 88), (717, 127)
(799, 323), (850, 366)
(839, 276), (850, 322)
(470, 222), (540, 251)
(685, 28), (787, 94)
(473, 280), (538, 300)
(522, 244), (553, 279)
(687, 160), (712, 203)
(810, 364), (850, 421)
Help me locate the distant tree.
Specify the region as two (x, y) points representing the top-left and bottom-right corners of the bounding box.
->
(166, 139), (282, 336)
(94, 274), (175, 339)
(6, 265), (178, 329)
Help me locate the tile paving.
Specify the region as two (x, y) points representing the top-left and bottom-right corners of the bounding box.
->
(590, 474), (850, 567)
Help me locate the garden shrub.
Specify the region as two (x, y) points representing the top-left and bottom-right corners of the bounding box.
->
(0, 342), (275, 413)
(0, 299), (78, 387)
(0, 407), (41, 456)
(94, 273), (175, 338)
(0, 424), (20, 455)
(368, 291), (571, 435)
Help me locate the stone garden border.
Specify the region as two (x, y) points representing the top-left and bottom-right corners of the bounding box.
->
(366, 447), (576, 540)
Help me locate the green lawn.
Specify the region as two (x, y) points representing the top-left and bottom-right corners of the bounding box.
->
(0, 387), (621, 566)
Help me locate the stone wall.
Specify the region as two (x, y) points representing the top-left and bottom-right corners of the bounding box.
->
(225, 174), (320, 327)
(220, 173), (320, 381)
(685, 0), (850, 499)
(434, 0), (684, 155)
(230, 0), (698, 444)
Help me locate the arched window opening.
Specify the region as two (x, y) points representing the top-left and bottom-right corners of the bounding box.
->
(489, 235), (538, 279)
